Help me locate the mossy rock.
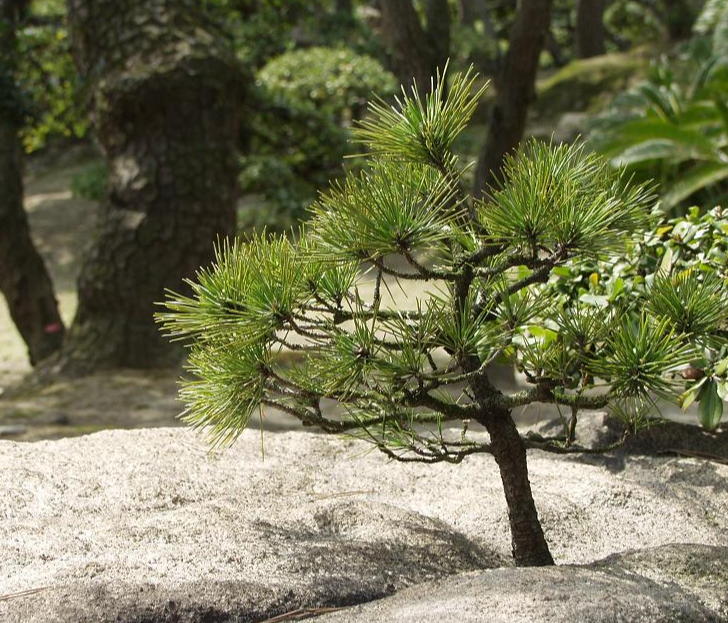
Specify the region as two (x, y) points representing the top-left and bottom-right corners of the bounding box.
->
(535, 52), (649, 119)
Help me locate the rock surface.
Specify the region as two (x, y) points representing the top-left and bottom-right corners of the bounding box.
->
(1, 427), (727, 622)
(320, 544), (728, 623)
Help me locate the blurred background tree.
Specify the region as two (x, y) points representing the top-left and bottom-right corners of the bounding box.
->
(0, 0), (65, 365)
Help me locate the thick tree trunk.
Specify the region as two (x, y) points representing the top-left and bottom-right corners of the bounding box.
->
(473, 0), (554, 197)
(0, 0), (65, 366)
(377, 0), (449, 92)
(482, 409), (555, 566)
(60, 0), (242, 372)
(575, 0), (606, 58)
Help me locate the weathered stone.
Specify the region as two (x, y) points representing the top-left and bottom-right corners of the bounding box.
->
(1, 428), (727, 622)
(321, 544), (728, 623)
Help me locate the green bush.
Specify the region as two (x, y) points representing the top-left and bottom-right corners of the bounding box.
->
(70, 163), (108, 202)
(589, 39), (728, 212)
(16, 10), (87, 152)
(547, 205), (728, 428)
(240, 47), (396, 233)
(258, 46), (397, 117)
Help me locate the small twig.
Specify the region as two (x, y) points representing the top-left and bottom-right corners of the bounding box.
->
(312, 489), (375, 500)
(0, 586), (53, 602)
(260, 606), (350, 622)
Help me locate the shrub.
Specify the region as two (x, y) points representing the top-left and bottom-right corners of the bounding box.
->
(239, 47), (396, 233)
(589, 39), (728, 212)
(159, 68), (727, 567)
(258, 46), (397, 119)
(548, 205), (728, 429)
(70, 163), (108, 202)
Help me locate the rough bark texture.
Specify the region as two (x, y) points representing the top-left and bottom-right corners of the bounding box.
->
(482, 411), (555, 567)
(377, 0), (449, 92)
(575, 0), (606, 58)
(473, 0), (554, 197)
(61, 0), (243, 372)
(467, 367), (554, 566)
(0, 0), (65, 365)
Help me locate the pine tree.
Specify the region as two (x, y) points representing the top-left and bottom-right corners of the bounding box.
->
(158, 68), (727, 567)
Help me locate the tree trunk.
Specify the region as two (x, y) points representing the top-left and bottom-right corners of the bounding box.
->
(426, 0), (451, 77)
(60, 0), (242, 372)
(575, 0), (606, 58)
(482, 409), (555, 566)
(473, 0), (554, 197)
(335, 0), (353, 16)
(662, 0), (696, 41)
(377, 0), (449, 92)
(545, 29), (566, 67)
(0, 0), (65, 366)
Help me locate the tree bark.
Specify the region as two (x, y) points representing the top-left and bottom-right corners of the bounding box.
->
(575, 0), (606, 58)
(377, 0), (449, 92)
(60, 0), (243, 372)
(0, 0), (65, 366)
(482, 408), (555, 566)
(426, 0), (451, 78)
(473, 0), (554, 197)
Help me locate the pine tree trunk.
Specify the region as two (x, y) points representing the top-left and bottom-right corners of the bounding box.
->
(473, 0), (554, 197)
(575, 0), (606, 58)
(377, 0), (448, 92)
(482, 409), (555, 567)
(0, 0), (65, 366)
(59, 0), (243, 372)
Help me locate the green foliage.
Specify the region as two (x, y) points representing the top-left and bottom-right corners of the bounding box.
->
(258, 47), (397, 117)
(590, 41), (728, 211)
(695, 0), (728, 58)
(16, 10), (87, 152)
(546, 206), (728, 428)
(480, 141), (652, 256)
(70, 163), (108, 202)
(204, 0), (385, 70)
(160, 68), (725, 461)
(240, 47), (396, 233)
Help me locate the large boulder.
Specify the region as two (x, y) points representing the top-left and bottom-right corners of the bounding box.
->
(1, 428), (727, 622)
(320, 544), (728, 623)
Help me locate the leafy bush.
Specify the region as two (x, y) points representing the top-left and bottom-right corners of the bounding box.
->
(547, 205), (728, 429)
(258, 46), (397, 118)
(70, 163), (108, 202)
(239, 47), (396, 233)
(16, 11), (87, 152)
(160, 68), (727, 567)
(589, 39), (728, 212)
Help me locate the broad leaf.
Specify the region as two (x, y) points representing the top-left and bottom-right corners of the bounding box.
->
(698, 379), (724, 430)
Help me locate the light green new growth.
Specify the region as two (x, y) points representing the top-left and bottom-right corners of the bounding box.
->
(158, 66), (727, 456)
